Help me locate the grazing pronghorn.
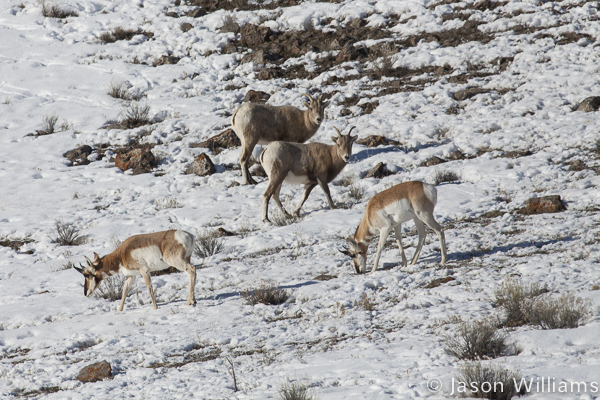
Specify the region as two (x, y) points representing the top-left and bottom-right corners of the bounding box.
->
(341, 181), (447, 274)
(74, 230), (196, 311)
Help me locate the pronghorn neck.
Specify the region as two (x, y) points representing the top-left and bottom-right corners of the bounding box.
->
(95, 251), (121, 277)
(354, 217), (372, 247)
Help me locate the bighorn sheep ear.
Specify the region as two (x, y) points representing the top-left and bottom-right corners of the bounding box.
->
(93, 252), (100, 263)
(331, 136), (339, 144)
(74, 264), (85, 274)
(351, 135), (358, 143)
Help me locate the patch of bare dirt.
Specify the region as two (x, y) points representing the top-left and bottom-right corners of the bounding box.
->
(186, 0), (300, 12)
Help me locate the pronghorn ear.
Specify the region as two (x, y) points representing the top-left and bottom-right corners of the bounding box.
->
(339, 248), (352, 257)
(346, 237), (358, 246)
(93, 252), (100, 263)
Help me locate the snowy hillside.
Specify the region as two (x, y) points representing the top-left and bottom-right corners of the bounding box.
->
(2, 0), (600, 398)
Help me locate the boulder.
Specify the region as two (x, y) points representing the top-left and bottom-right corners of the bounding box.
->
(77, 361), (112, 383)
(180, 22), (193, 33)
(185, 153), (215, 176)
(64, 145), (93, 166)
(220, 20), (240, 34)
(115, 148), (157, 174)
(186, 8), (206, 18)
(241, 49), (277, 65)
(258, 68), (281, 80)
(336, 43), (367, 63)
(569, 160), (586, 171)
(240, 24), (272, 47)
(421, 156), (446, 167)
(453, 88), (490, 101)
(154, 55), (180, 66)
(191, 128), (241, 151)
(355, 135), (400, 148)
(518, 195), (566, 215)
(363, 162), (387, 179)
(575, 96), (600, 112)
(447, 150), (466, 160)
(242, 90), (270, 104)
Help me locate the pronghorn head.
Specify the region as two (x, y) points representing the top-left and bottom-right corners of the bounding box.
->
(74, 252), (104, 297)
(340, 236), (368, 274)
(301, 93), (327, 126)
(331, 126), (358, 164)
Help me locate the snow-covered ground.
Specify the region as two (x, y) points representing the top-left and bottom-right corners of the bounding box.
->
(2, 0), (600, 398)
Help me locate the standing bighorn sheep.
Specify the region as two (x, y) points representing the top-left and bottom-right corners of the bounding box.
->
(260, 126), (357, 223)
(231, 93), (327, 185)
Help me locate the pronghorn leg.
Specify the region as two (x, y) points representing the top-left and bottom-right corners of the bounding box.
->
(411, 218), (426, 265)
(239, 141), (258, 185)
(272, 183), (291, 217)
(419, 212), (447, 265)
(294, 183), (317, 216)
(139, 269), (158, 309)
(262, 174), (286, 223)
(371, 226), (390, 274)
(316, 178), (335, 210)
(393, 226), (408, 268)
(118, 276), (135, 312)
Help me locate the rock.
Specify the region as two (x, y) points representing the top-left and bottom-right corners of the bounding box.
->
(185, 153), (215, 176)
(569, 160), (587, 171)
(77, 361), (112, 383)
(241, 49), (277, 65)
(240, 24), (272, 48)
(242, 90), (270, 104)
(220, 20), (240, 34)
(363, 162), (386, 179)
(186, 8), (206, 18)
(250, 163), (267, 178)
(340, 108), (352, 116)
(355, 135), (400, 148)
(180, 22), (193, 33)
(447, 150), (466, 160)
(191, 128), (241, 151)
(258, 68), (281, 80)
(423, 276), (456, 289)
(453, 88), (490, 101)
(64, 145), (93, 166)
(165, 11), (179, 18)
(421, 156), (446, 167)
(154, 55), (180, 66)
(518, 195), (566, 215)
(575, 96), (600, 112)
(228, 181), (240, 188)
(217, 227), (235, 237)
(336, 43), (367, 63)
(115, 148), (157, 174)
(221, 43), (238, 54)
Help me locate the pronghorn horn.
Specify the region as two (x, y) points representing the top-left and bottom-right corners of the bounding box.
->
(84, 256), (92, 266)
(339, 248), (352, 257)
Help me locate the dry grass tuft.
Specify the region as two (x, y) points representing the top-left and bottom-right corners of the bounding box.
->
(241, 280), (289, 306)
(354, 293), (376, 311)
(39, 0), (78, 18)
(434, 170), (460, 185)
(278, 381), (318, 400)
(120, 102), (151, 129)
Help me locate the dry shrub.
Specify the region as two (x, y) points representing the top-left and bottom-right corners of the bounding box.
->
(100, 27), (139, 43)
(241, 280), (289, 306)
(42, 114), (59, 134)
(51, 220), (82, 246)
(456, 362), (525, 400)
(120, 102), (151, 129)
(278, 381), (318, 400)
(494, 278), (547, 327)
(354, 293), (375, 311)
(443, 319), (507, 360)
(434, 170), (460, 185)
(527, 293), (592, 330)
(107, 81), (137, 100)
(39, 0), (78, 18)
(155, 197), (182, 210)
(271, 210), (301, 227)
(348, 182), (365, 202)
(194, 229), (225, 259)
(95, 274), (136, 301)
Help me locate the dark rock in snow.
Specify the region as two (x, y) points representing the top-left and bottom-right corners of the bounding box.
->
(575, 96), (600, 112)
(64, 145), (93, 166)
(185, 153), (215, 176)
(77, 361), (112, 383)
(518, 195), (566, 215)
(242, 90), (270, 104)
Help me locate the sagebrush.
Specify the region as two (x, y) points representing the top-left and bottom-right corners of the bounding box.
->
(241, 280), (289, 306)
(443, 319), (507, 360)
(456, 362), (525, 400)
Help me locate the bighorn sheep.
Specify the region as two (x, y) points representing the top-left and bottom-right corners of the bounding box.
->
(231, 93), (327, 185)
(260, 126), (357, 223)
(74, 230), (196, 311)
(341, 181), (447, 274)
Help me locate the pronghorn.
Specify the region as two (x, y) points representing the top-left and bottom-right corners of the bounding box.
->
(231, 93), (328, 185)
(341, 181), (447, 274)
(75, 230), (196, 311)
(260, 126), (357, 223)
